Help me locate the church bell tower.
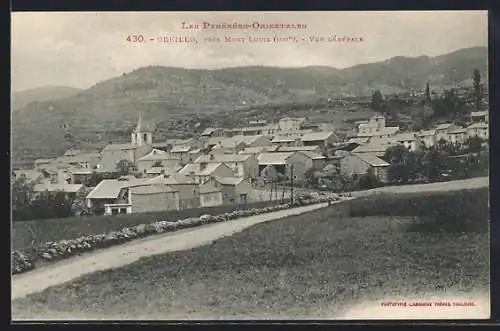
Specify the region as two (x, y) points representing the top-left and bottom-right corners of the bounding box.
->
(131, 111), (152, 146)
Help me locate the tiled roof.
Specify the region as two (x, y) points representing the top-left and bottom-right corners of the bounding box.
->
(103, 143), (138, 151)
(146, 173), (196, 185)
(194, 154), (251, 163)
(129, 184), (177, 195)
(392, 133), (417, 142)
(435, 123), (454, 130)
(213, 176), (245, 186)
(171, 145), (192, 153)
(258, 152), (295, 165)
(208, 135), (267, 149)
(448, 128), (468, 134)
(418, 130), (436, 136)
(347, 137), (370, 144)
(238, 146), (270, 154)
(380, 127), (400, 135)
(352, 142), (388, 154)
(467, 122), (489, 129)
(300, 151), (326, 160)
(300, 131), (337, 142)
(276, 145), (320, 152)
(86, 177), (152, 199)
(137, 149), (179, 161)
(355, 154), (390, 167)
(178, 162), (227, 176)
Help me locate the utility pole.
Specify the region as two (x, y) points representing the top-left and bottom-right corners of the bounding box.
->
(290, 164), (294, 206)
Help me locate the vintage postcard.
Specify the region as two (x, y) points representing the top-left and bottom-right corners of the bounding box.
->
(11, 11), (490, 321)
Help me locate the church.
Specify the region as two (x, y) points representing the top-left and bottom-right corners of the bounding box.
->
(99, 112), (154, 170)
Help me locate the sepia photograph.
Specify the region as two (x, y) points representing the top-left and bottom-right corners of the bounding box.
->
(11, 11), (490, 320)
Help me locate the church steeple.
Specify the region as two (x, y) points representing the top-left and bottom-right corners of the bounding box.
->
(131, 111), (152, 146)
(135, 111), (143, 133)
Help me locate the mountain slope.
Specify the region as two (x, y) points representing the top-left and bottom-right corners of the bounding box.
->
(11, 86), (83, 111)
(11, 47), (488, 167)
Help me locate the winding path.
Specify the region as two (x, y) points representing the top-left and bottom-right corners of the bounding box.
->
(12, 202), (331, 300)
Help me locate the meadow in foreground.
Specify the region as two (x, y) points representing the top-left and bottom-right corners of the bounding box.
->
(12, 188), (489, 320)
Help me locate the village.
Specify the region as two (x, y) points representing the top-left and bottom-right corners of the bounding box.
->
(12, 105), (489, 220)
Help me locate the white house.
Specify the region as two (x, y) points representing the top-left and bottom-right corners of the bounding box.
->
(178, 162), (234, 184)
(300, 131), (339, 149)
(257, 152), (313, 182)
(340, 153), (390, 183)
(199, 182), (223, 207)
(447, 128), (469, 144)
(435, 123), (458, 142)
(136, 149), (182, 173)
(389, 133), (421, 152)
(467, 122), (489, 140)
(357, 115), (399, 139)
(418, 130), (437, 148)
(470, 110), (489, 123)
(278, 117), (306, 132)
(193, 153), (259, 180)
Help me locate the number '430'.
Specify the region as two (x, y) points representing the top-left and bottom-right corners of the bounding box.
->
(126, 35), (144, 43)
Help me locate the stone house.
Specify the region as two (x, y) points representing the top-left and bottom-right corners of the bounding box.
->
(210, 176), (253, 205)
(340, 153), (390, 183)
(135, 149), (182, 174)
(178, 162), (234, 184)
(257, 151), (313, 183)
(199, 182), (223, 207)
(300, 131), (339, 150)
(146, 173), (201, 210)
(129, 184), (180, 213)
(192, 153), (259, 180)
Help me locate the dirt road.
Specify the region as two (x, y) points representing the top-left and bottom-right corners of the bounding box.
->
(12, 202), (330, 300)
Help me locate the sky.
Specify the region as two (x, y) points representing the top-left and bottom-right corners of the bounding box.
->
(11, 11), (488, 92)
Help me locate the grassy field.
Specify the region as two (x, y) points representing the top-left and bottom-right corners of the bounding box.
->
(12, 200), (285, 251)
(12, 188), (489, 320)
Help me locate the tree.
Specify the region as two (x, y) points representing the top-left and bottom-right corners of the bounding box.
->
(432, 89), (467, 118)
(382, 145), (410, 165)
(473, 68), (483, 111)
(422, 147), (446, 181)
(116, 159), (134, 176)
(29, 191), (74, 220)
(383, 145), (419, 183)
(465, 136), (483, 154)
(425, 82), (431, 103)
(303, 168), (316, 188)
(11, 176), (35, 221)
(371, 90), (385, 112)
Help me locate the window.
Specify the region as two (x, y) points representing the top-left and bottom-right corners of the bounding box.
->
(111, 209), (119, 215)
(119, 208), (127, 214)
(143, 133), (148, 141)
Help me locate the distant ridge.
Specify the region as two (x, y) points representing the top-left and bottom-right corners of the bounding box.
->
(12, 86), (83, 110)
(11, 46), (488, 167)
